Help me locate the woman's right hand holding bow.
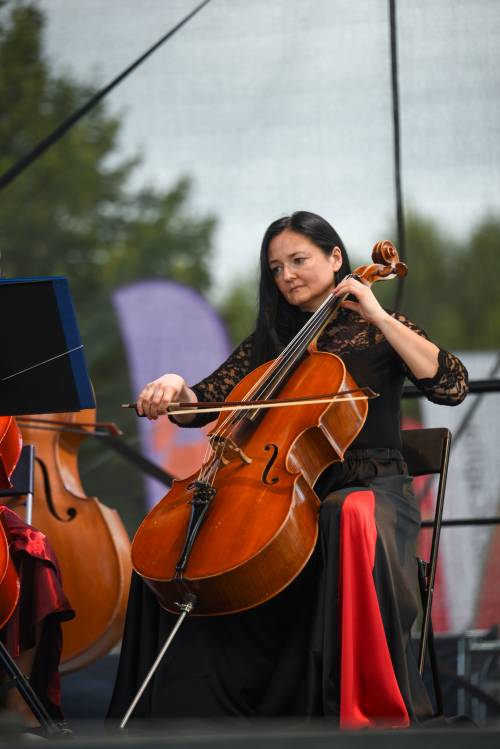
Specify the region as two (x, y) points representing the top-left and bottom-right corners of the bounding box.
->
(136, 374), (198, 422)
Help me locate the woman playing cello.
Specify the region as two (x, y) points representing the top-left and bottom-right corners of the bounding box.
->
(108, 211), (468, 726)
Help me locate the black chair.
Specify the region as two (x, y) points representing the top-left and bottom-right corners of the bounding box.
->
(401, 427), (452, 715)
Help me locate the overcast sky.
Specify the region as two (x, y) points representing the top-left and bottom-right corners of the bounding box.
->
(37, 0), (500, 294)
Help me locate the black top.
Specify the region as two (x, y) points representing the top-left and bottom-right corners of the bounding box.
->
(182, 309), (468, 451)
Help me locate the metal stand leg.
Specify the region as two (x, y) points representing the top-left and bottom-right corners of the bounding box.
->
(426, 618), (444, 714)
(417, 559), (444, 715)
(0, 641), (65, 738)
(0, 446), (35, 524)
(24, 492), (33, 526)
(120, 597), (196, 729)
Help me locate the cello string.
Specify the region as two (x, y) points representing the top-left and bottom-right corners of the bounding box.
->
(197, 363), (281, 476)
(214, 290), (341, 434)
(201, 438), (227, 486)
(199, 288), (343, 459)
(255, 260), (398, 402)
(252, 290), (346, 402)
(197, 285), (349, 475)
(198, 364), (276, 466)
(197, 353), (288, 470)
(197, 274), (369, 490)
(196, 336), (299, 469)
(230, 289), (339, 412)
(197, 264), (379, 480)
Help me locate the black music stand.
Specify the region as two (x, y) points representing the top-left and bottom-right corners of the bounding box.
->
(0, 276), (94, 736)
(0, 276), (95, 414)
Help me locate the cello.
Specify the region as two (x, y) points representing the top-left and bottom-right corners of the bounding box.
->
(14, 409), (132, 672)
(0, 416), (22, 496)
(131, 241), (407, 616)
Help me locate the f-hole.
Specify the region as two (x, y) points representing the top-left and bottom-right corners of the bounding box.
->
(262, 444), (279, 485)
(36, 457), (77, 522)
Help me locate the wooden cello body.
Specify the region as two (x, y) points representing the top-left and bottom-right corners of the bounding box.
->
(0, 416), (22, 492)
(132, 352), (367, 615)
(17, 409), (132, 673)
(132, 241), (407, 618)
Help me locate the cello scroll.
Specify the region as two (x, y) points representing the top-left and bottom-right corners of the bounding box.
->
(350, 240), (408, 285)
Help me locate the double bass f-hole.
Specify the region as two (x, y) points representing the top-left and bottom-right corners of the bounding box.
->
(262, 443), (279, 485)
(35, 456), (77, 522)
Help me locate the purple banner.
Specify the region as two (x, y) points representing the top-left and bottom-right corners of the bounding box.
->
(112, 280), (230, 507)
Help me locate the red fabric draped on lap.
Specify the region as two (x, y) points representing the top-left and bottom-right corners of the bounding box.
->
(339, 490), (409, 728)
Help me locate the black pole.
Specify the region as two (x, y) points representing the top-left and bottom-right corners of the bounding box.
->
(0, 0), (212, 192)
(0, 642), (65, 737)
(388, 0), (406, 311)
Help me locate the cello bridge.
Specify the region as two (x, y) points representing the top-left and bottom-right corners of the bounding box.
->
(210, 435), (253, 466)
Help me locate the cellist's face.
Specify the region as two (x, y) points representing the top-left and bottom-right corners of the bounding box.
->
(268, 229), (343, 312)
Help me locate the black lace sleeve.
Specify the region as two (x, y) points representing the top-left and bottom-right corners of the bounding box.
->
(392, 312), (469, 405)
(172, 334), (255, 428)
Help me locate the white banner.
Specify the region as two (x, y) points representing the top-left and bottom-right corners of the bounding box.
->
(420, 352), (500, 633)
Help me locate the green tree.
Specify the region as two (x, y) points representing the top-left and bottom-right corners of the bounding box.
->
(375, 211), (499, 351)
(455, 216), (500, 350)
(0, 6), (215, 297)
(0, 3), (216, 531)
(217, 276), (258, 345)
(373, 211), (500, 421)
(217, 210), (500, 354)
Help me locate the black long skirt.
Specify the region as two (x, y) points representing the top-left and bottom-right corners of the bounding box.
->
(108, 449), (433, 727)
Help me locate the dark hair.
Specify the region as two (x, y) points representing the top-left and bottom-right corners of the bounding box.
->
(251, 211), (351, 367)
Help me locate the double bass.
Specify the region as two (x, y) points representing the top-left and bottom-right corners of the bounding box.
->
(131, 242), (407, 616)
(16, 409), (132, 672)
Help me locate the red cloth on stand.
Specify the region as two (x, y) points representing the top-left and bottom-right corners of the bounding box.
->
(0, 506), (74, 718)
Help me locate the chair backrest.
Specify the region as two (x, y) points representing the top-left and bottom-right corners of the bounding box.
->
(401, 427), (451, 478)
(400, 426), (452, 692)
(400, 427), (452, 565)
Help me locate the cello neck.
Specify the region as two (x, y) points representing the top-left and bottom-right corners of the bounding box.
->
(249, 288), (345, 406)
